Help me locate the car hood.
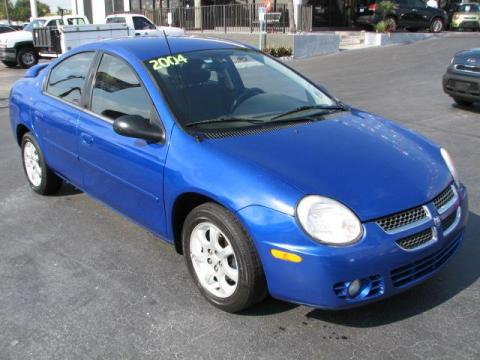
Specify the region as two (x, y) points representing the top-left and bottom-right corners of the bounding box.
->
(0, 30), (32, 44)
(453, 48), (480, 65)
(203, 110), (452, 221)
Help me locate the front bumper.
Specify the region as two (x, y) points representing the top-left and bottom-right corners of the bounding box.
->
(451, 19), (480, 29)
(0, 46), (17, 62)
(237, 184), (468, 309)
(354, 14), (381, 27)
(443, 70), (480, 102)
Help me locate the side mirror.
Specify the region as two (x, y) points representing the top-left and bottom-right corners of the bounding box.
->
(113, 115), (165, 142)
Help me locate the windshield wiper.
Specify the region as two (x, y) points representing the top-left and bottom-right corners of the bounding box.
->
(270, 104), (347, 121)
(185, 116), (265, 128)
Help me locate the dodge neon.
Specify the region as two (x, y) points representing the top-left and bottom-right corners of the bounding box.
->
(9, 36), (468, 312)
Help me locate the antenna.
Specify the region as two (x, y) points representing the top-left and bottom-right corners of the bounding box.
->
(163, 30), (173, 55)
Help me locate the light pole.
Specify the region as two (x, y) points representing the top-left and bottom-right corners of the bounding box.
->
(30, 0), (37, 18)
(4, 0), (10, 24)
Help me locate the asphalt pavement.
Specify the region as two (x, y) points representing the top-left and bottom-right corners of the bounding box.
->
(0, 34), (479, 359)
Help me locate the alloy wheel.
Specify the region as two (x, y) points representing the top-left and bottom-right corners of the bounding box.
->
(189, 222), (239, 298)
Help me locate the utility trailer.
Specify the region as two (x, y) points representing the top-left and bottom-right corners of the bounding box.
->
(33, 23), (132, 58)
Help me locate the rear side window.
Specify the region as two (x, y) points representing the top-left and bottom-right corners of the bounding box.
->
(67, 18), (86, 25)
(46, 51), (95, 105)
(90, 53), (151, 121)
(107, 17), (126, 24)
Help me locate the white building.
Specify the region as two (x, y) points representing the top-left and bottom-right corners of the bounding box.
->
(71, 0), (132, 24)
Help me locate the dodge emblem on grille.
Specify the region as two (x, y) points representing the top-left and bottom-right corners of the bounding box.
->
(433, 216), (441, 227)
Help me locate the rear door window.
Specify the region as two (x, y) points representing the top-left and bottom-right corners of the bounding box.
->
(107, 17), (126, 24)
(46, 51), (95, 105)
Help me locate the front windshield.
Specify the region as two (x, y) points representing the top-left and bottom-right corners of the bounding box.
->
(145, 48), (337, 129)
(24, 19), (47, 32)
(457, 4), (480, 12)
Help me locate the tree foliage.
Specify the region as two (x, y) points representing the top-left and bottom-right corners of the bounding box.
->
(1, 0), (51, 22)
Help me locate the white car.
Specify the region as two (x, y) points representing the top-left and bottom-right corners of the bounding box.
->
(105, 13), (185, 36)
(0, 15), (88, 68)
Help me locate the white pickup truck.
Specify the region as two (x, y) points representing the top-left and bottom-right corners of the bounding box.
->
(0, 15), (88, 68)
(33, 13), (185, 60)
(105, 13), (184, 37)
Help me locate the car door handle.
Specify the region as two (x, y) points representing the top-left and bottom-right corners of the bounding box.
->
(80, 132), (93, 145)
(412, 8), (417, 11)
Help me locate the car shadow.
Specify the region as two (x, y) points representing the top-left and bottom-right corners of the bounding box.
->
(50, 182), (82, 197)
(452, 102), (480, 114)
(240, 295), (299, 316)
(305, 210), (480, 327)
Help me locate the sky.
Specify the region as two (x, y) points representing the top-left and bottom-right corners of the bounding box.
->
(41, 0), (72, 11)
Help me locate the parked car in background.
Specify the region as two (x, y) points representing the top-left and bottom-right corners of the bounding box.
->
(355, 0), (448, 32)
(443, 48), (480, 106)
(449, 3), (480, 30)
(0, 25), (17, 34)
(105, 13), (184, 36)
(9, 36), (468, 312)
(0, 15), (88, 68)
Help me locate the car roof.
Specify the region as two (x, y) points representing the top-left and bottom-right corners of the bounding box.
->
(73, 36), (253, 61)
(35, 15), (87, 20)
(106, 13), (147, 17)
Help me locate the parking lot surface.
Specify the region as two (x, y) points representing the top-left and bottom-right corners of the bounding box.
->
(1, 34), (479, 360)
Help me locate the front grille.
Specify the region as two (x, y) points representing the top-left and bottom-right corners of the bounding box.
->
(456, 64), (480, 73)
(396, 228), (434, 250)
(442, 210), (458, 232)
(433, 185), (455, 212)
(376, 206), (427, 232)
(391, 235), (461, 287)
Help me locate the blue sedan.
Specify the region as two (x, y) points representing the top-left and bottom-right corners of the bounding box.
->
(9, 36), (468, 312)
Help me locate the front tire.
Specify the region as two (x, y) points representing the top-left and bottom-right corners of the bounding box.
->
(430, 18), (444, 33)
(21, 133), (62, 195)
(385, 16), (397, 32)
(17, 47), (38, 69)
(182, 203), (267, 313)
(453, 98), (473, 107)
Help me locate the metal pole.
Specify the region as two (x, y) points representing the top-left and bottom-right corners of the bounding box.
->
(30, 0), (38, 18)
(4, 0), (10, 24)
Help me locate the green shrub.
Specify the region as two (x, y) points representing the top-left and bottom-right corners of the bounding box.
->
(375, 20), (388, 33)
(264, 47), (292, 57)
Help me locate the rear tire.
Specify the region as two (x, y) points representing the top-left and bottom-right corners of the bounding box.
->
(1, 60), (17, 68)
(182, 202), (267, 313)
(17, 47), (38, 69)
(453, 98), (473, 107)
(430, 18), (444, 33)
(385, 16), (397, 32)
(21, 133), (62, 195)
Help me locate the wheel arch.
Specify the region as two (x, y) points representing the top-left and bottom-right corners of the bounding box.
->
(171, 192), (222, 254)
(431, 16), (444, 26)
(13, 41), (35, 50)
(16, 123), (30, 146)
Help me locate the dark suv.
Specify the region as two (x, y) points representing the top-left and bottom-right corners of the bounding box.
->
(355, 0), (448, 32)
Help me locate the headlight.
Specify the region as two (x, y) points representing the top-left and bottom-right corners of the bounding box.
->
(297, 196), (363, 245)
(440, 148), (460, 187)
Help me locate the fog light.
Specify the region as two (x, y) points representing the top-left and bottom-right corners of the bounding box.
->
(347, 279), (362, 297)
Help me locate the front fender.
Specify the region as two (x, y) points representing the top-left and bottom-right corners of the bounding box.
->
(163, 126), (304, 241)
